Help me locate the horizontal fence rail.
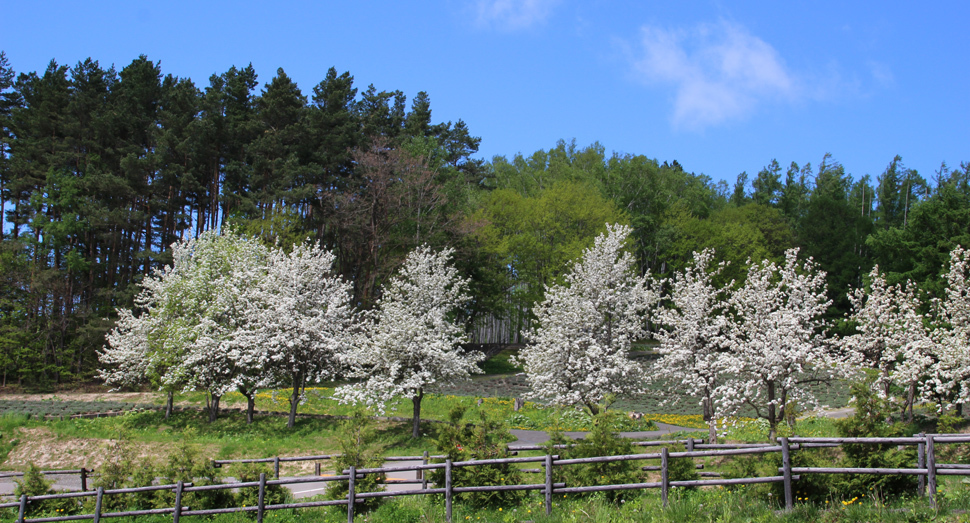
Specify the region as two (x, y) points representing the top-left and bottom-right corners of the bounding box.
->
(6, 434), (970, 522)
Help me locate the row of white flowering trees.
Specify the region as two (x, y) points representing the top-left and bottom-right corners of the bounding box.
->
(844, 247), (970, 421)
(520, 224), (970, 441)
(101, 223), (969, 441)
(100, 230), (482, 434)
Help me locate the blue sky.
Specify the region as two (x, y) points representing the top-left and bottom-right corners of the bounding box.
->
(3, 1), (968, 186)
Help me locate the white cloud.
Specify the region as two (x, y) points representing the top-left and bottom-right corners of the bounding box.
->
(633, 20), (799, 131)
(474, 0), (560, 31)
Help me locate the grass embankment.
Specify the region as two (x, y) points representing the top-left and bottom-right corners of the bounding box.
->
(6, 486), (970, 522)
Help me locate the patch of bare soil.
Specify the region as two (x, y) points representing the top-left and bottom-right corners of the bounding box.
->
(0, 392), (162, 403)
(2, 427), (178, 471)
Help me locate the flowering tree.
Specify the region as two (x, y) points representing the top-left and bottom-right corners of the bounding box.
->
(718, 249), (854, 440)
(100, 230), (269, 422)
(338, 246), (482, 438)
(233, 243), (355, 427)
(926, 246), (970, 409)
(517, 223), (658, 415)
(653, 249), (730, 443)
(844, 266), (933, 420)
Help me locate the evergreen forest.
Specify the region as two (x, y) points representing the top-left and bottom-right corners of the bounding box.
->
(0, 51), (968, 389)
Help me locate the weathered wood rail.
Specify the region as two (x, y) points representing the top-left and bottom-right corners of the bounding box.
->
(6, 434), (970, 522)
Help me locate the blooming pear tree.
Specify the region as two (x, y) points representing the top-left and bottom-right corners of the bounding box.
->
(926, 246), (970, 408)
(517, 223), (658, 415)
(718, 249), (854, 440)
(100, 230), (270, 422)
(232, 243), (355, 427)
(338, 246), (483, 438)
(844, 266), (933, 420)
(652, 249), (731, 443)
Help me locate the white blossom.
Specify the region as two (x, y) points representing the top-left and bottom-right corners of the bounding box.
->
(232, 242), (355, 427)
(517, 223), (658, 414)
(652, 249), (730, 442)
(100, 230), (270, 421)
(926, 246), (970, 407)
(337, 245), (482, 437)
(843, 266), (932, 418)
(717, 249), (854, 439)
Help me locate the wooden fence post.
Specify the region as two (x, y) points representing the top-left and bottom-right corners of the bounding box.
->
(80, 467), (88, 491)
(274, 456), (280, 479)
(257, 472), (266, 523)
(17, 494), (27, 523)
(927, 434), (937, 509)
(445, 459), (453, 523)
(93, 486), (104, 523)
(347, 466), (356, 523)
(781, 437), (793, 510)
(686, 438), (695, 453)
(661, 447), (669, 508)
(420, 450), (428, 487)
(917, 433), (926, 497)
(544, 453), (553, 516)
(173, 481), (184, 523)
(315, 462), (321, 476)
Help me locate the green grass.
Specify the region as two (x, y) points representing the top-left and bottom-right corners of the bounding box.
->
(477, 346), (524, 375)
(7, 482), (970, 523)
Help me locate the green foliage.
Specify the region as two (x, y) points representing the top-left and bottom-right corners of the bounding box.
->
(326, 410), (385, 512)
(430, 405), (522, 508)
(232, 462), (291, 513)
(156, 432), (234, 510)
(556, 410), (640, 502)
(369, 501), (423, 523)
(88, 434), (161, 511)
(14, 463), (81, 517)
(834, 379), (918, 497)
(665, 447), (700, 484)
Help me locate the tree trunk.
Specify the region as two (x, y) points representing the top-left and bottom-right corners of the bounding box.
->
(906, 382), (917, 423)
(208, 394), (220, 423)
(412, 389), (424, 439)
(239, 387), (256, 424)
(165, 391), (174, 419)
(704, 397), (717, 443)
(288, 374), (301, 428)
(767, 381), (777, 442)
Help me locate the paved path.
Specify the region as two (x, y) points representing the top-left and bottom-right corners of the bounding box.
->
(509, 421), (702, 446)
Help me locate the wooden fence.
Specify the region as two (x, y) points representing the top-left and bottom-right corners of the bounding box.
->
(4, 434), (970, 523)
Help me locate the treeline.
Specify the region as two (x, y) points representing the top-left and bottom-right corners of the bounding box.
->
(0, 51), (967, 388)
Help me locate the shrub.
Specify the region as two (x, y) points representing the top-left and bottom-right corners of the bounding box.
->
(232, 462), (291, 514)
(555, 410), (640, 503)
(14, 464), (81, 517)
(665, 444), (699, 485)
(835, 378), (918, 498)
(157, 434), (234, 510)
(430, 405), (522, 508)
(325, 410), (385, 512)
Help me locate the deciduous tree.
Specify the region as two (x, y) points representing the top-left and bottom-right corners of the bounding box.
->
(517, 224), (658, 415)
(338, 246), (482, 438)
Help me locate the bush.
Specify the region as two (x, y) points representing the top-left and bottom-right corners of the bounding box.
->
(232, 462), (291, 514)
(430, 405), (522, 508)
(157, 434), (234, 510)
(325, 410), (385, 512)
(835, 378), (918, 498)
(88, 434), (160, 511)
(555, 410), (641, 503)
(665, 444), (699, 485)
(14, 463), (81, 517)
